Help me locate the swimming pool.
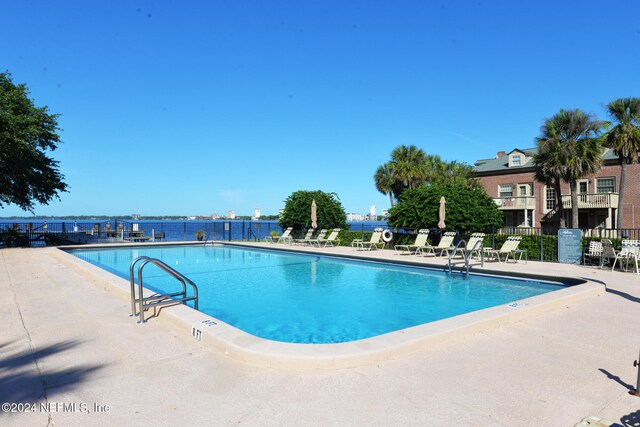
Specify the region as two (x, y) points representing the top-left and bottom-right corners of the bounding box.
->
(69, 245), (566, 344)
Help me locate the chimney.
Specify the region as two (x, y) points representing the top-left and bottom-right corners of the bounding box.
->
(496, 151), (507, 158)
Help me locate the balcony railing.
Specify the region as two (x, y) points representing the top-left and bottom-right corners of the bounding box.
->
(560, 193), (619, 209)
(493, 196), (536, 210)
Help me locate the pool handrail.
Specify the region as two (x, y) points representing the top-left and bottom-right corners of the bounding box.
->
(129, 256), (199, 323)
(447, 239), (484, 275)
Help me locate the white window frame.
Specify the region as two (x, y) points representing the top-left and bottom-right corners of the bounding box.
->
(596, 177), (616, 194)
(544, 186), (556, 211)
(499, 184), (513, 197)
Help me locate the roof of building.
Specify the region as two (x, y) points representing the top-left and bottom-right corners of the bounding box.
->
(474, 147), (620, 174)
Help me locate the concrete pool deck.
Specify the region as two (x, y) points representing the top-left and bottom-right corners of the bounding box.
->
(1, 244), (640, 426)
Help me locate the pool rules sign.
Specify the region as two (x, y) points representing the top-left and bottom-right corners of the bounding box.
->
(558, 229), (582, 264)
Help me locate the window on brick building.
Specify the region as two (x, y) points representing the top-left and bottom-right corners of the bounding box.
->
(545, 187), (556, 210)
(596, 177), (616, 193)
(499, 184), (513, 197)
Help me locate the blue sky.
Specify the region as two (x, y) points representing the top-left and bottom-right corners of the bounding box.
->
(2, 0), (639, 217)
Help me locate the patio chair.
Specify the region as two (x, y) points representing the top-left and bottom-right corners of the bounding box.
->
(293, 228), (318, 245)
(394, 229), (430, 255)
(314, 228), (341, 247)
(453, 232), (486, 258)
(418, 232), (456, 257)
(351, 228), (385, 250)
(600, 239), (618, 269)
(582, 241), (603, 266)
(611, 239), (640, 274)
(304, 229), (328, 246)
(277, 227), (294, 244)
(483, 236), (523, 262)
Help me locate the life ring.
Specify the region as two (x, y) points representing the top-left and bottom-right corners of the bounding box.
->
(382, 229), (393, 243)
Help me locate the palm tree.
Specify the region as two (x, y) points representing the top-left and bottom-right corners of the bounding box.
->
(534, 109), (604, 228)
(374, 163), (396, 207)
(389, 145), (429, 191)
(604, 97), (640, 229)
(534, 137), (567, 228)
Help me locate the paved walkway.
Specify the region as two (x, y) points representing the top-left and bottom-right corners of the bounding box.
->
(1, 245), (639, 426)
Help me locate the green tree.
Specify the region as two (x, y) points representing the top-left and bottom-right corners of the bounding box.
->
(387, 182), (502, 232)
(604, 97), (640, 229)
(0, 72), (67, 211)
(280, 190), (347, 231)
(374, 146), (478, 207)
(431, 159), (479, 188)
(533, 109), (604, 228)
(390, 145), (429, 192)
(534, 136), (567, 228)
(374, 163), (396, 208)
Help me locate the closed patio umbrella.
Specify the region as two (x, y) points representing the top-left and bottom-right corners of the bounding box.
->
(438, 196), (446, 229)
(311, 199), (318, 229)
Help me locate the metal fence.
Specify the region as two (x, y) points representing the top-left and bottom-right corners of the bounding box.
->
(387, 226), (640, 263)
(0, 220), (284, 247)
(0, 220), (386, 248)
(2, 219), (638, 265)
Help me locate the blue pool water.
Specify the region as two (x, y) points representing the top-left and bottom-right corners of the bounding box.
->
(70, 245), (565, 344)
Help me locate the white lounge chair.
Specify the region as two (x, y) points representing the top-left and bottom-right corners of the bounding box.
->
(294, 228), (318, 245)
(305, 229), (328, 246)
(418, 232), (456, 257)
(314, 228), (341, 247)
(394, 229), (430, 255)
(352, 229), (385, 250)
(483, 236), (523, 262)
(454, 232), (486, 258)
(265, 227), (293, 244)
(277, 227), (294, 244)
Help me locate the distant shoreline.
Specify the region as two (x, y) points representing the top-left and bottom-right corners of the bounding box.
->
(0, 215), (282, 221)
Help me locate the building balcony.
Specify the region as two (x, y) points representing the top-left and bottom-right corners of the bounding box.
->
(560, 193), (619, 209)
(493, 196), (536, 210)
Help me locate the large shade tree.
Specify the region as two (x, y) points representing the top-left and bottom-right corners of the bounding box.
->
(387, 182), (502, 232)
(279, 190), (347, 231)
(604, 97), (640, 229)
(0, 72), (67, 211)
(533, 109), (604, 228)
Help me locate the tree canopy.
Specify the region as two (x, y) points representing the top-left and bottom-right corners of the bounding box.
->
(533, 109), (604, 228)
(279, 190), (347, 231)
(0, 72), (67, 212)
(387, 182), (502, 232)
(374, 145), (478, 206)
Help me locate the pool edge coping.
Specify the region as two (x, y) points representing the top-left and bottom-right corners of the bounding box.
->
(51, 244), (605, 370)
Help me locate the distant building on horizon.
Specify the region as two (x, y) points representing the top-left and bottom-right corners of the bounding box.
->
(227, 210), (236, 220)
(346, 212), (367, 221)
(252, 207), (261, 220)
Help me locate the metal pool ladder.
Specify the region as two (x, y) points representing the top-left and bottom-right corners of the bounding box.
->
(447, 239), (484, 276)
(129, 256), (199, 323)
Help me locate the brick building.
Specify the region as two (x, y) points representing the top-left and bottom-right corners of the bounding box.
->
(474, 148), (640, 231)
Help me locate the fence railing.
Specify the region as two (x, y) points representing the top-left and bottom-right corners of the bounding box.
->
(560, 193), (619, 209)
(3, 220), (638, 265)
